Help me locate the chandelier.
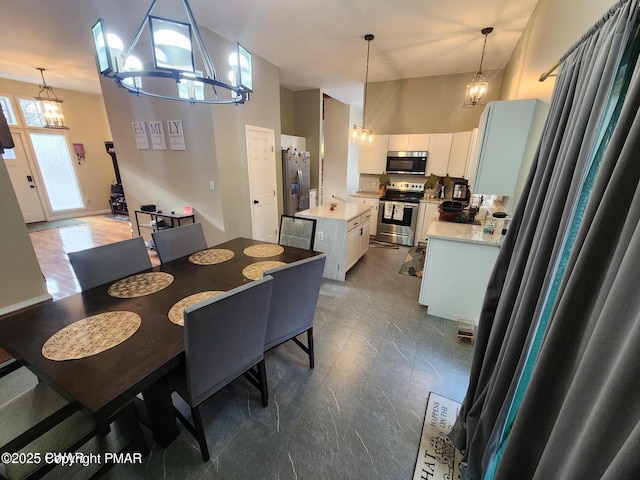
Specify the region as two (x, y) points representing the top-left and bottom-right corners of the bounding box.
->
(34, 68), (68, 129)
(351, 34), (375, 147)
(464, 27), (493, 108)
(91, 0), (252, 105)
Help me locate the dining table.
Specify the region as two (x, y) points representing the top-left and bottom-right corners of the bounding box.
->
(0, 237), (319, 448)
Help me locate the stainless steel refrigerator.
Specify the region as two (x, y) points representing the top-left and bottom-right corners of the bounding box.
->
(282, 149), (311, 215)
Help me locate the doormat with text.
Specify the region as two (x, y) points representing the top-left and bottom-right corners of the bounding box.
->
(413, 392), (461, 480)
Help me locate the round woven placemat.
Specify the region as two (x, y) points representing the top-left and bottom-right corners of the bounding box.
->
(243, 244), (284, 258)
(242, 261), (286, 280)
(188, 248), (235, 265)
(168, 291), (225, 326)
(107, 272), (174, 298)
(42, 311), (141, 361)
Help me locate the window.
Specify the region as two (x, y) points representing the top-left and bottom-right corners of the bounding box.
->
(29, 132), (84, 211)
(18, 98), (46, 128)
(0, 96), (18, 125)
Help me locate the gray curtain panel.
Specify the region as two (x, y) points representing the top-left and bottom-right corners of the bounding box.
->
(450, 1), (640, 479)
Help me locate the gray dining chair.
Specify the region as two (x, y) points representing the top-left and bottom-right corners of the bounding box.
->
(264, 254), (326, 368)
(168, 275), (274, 462)
(151, 222), (208, 263)
(68, 236), (152, 291)
(0, 383), (146, 479)
(0, 358), (23, 379)
(279, 215), (317, 251)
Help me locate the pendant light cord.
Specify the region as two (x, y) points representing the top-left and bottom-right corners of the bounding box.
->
(477, 27), (493, 74)
(362, 34), (374, 129)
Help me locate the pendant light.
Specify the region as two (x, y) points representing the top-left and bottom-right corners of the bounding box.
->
(464, 27), (493, 108)
(92, 0), (252, 105)
(351, 34), (375, 147)
(34, 68), (69, 129)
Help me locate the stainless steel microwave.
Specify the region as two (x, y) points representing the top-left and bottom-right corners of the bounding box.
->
(386, 151), (428, 175)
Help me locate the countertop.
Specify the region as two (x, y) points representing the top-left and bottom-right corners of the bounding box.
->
(350, 191), (381, 199)
(297, 203), (372, 222)
(426, 219), (502, 247)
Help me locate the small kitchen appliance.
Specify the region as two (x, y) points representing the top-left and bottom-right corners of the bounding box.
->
(385, 151), (428, 175)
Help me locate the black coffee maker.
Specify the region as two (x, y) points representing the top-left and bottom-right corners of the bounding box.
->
(452, 181), (470, 202)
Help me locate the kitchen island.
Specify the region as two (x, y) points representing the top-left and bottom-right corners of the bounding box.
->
(419, 219), (501, 324)
(297, 203), (372, 281)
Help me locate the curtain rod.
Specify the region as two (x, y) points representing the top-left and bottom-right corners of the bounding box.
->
(539, 60), (559, 82)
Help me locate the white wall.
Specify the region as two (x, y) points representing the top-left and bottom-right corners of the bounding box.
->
(500, 0), (618, 102)
(322, 96), (351, 203)
(99, 27), (282, 245)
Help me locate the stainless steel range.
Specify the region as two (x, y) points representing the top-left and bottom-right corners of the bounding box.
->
(376, 182), (424, 246)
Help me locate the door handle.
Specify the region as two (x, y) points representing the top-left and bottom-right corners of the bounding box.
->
(253, 200), (259, 204)
(30, 185), (36, 189)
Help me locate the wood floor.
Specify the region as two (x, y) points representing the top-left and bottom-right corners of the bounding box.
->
(28, 215), (159, 301)
(0, 215), (157, 364)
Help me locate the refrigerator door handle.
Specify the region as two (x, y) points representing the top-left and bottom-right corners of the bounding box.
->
(296, 169), (303, 209)
(297, 168), (303, 187)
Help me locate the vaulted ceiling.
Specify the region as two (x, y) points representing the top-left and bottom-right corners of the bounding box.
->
(0, 0), (539, 106)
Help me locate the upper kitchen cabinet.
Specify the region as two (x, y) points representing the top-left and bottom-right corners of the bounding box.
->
(465, 128), (480, 183)
(473, 99), (544, 198)
(427, 133), (453, 176)
(281, 134), (307, 151)
(448, 131), (473, 178)
(388, 134), (430, 152)
(358, 134), (389, 174)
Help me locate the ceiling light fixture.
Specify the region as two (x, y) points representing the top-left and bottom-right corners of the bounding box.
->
(464, 27), (493, 108)
(351, 34), (375, 147)
(34, 68), (69, 129)
(92, 0), (252, 105)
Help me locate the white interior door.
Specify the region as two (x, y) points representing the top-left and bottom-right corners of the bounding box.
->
(245, 125), (278, 242)
(2, 132), (46, 223)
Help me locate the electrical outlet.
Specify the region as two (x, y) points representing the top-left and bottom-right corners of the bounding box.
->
(209, 180), (215, 190)
(318, 231), (324, 241)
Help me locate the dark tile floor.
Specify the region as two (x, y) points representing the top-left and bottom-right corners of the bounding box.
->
(2, 243), (473, 480)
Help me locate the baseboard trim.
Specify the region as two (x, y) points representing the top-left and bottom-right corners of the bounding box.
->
(0, 294), (53, 317)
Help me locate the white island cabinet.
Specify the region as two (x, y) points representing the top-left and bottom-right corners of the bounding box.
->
(350, 192), (380, 235)
(419, 220), (501, 324)
(297, 203), (372, 281)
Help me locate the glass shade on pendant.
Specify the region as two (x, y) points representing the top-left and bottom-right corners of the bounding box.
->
(464, 71), (488, 108)
(34, 68), (68, 129)
(38, 98), (67, 129)
(350, 125), (374, 146)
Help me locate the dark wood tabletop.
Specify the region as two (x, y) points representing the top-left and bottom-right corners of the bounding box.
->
(0, 237), (317, 446)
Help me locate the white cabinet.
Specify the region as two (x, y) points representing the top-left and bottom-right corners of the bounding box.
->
(346, 224), (361, 271)
(448, 131), (473, 178)
(415, 202), (439, 245)
(359, 134), (389, 174)
(473, 99), (543, 198)
(281, 134), (306, 151)
(465, 128), (480, 185)
(419, 237), (499, 323)
(408, 134), (430, 151)
(297, 204), (371, 281)
(359, 211), (372, 255)
(346, 211), (371, 271)
(388, 134), (430, 151)
(350, 196), (379, 235)
(427, 133), (453, 176)
(388, 134), (409, 151)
